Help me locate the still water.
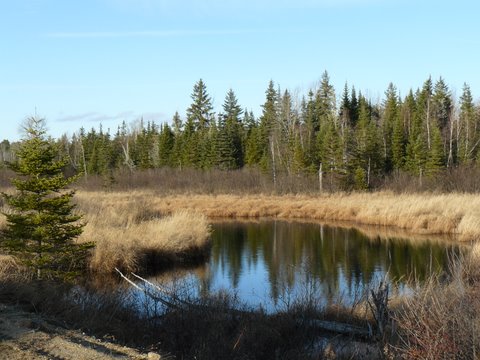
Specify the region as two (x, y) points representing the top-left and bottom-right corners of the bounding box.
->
(151, 221), (460, 310)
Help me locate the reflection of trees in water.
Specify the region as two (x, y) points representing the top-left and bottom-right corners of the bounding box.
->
(209, 221), (459, 303)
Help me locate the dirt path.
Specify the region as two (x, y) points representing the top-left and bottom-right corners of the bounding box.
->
(0, 304), (164, 360)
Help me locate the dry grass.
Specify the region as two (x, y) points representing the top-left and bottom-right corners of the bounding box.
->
(75, 195), (211, 273)
(1, 188), (211, 275)
(0, 255), (25, 282)
(75, 190), (480, 242)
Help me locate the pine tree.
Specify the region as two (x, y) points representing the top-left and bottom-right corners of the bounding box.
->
(1, 118), (92, 280)
(186, 79), (214, 131)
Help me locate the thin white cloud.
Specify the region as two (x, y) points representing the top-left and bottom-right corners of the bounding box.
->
(45, 29), (280, 39)
(56, 111), (135, 123)
(56, 111), (166, 124)
(110, 0), (382, 10)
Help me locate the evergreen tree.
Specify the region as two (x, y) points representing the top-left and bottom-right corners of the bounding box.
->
(350, 86), (359, 126)
(432, 77), (452, 132)
(352, 95), (382, 188)
(302, 91), (320, 171)
(391, 109), (406, 170)
(216, 113), (237, 170)
(186, 79), (214, 131)
(405, 81), (431, 175)
(432, 78), (453, 165)
(1, 118), (92, 280)
(340, 82), (353, 127)
(315, 71), (338, 183)
(382, 83), (399, 172)
(277, 89), (298, 174)
(315, 71), (336, 128)
(244, 125), (262, 166)
(425, 122), (444, 176)
(219, 89), (244, 169)
(258, 80), (279, 170)
(458, 83), (478, 164)
(172, 111), (183, 136)
(158, 123), (175, 167)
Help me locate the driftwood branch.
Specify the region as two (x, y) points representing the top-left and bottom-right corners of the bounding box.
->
(115, 268), (180, 309)
(305, 319), (372, 338)
(130, 272), (192, 308)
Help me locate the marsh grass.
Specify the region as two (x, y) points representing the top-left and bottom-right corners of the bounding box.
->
(76, 190), (480, 242)
(75, 194), (211, 273)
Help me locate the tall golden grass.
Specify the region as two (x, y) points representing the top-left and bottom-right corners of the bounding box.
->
(0, 189), (212, 274)
(76, 195), (211, 273)
(75, 190), (480, 242)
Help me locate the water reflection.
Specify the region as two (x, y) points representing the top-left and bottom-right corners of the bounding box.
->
(154, 221), (461, 310)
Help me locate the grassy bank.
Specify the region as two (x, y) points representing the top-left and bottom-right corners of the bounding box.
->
(80, 207), (211, 273)
(75, 190), (480, 242)
(0, 190), (212, 274)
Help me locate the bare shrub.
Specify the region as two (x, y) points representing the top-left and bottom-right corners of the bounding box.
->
(76, 167), (325, 195)
(390, 252), (480, 359)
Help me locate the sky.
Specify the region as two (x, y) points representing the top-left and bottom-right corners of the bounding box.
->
(1, 0), (479, 141)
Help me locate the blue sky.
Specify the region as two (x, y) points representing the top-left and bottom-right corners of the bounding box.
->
(1, 0), (479, 141)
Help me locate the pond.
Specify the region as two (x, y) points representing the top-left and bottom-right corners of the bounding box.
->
(147, 221), (461, 311)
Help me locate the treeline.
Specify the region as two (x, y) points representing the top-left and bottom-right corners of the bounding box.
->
(1, 71), (479, 191)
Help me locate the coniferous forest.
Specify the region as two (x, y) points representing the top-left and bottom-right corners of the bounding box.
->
(1, 71), (479, 191)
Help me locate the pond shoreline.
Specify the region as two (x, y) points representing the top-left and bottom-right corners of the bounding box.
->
(2, 190), (480, 358)
(75, 190), (480, 242)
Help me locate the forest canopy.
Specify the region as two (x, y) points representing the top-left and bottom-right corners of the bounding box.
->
(1, 73), (479, 191)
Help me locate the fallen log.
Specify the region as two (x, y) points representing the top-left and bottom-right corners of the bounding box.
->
(306, 319), (372, 338)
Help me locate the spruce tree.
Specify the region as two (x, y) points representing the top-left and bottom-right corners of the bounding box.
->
(186, 79), (214, 131)
(258, 80), (279, 170)
(425, 122), (444, 176)
(458, 83), (478, 164)
(302, 91), (320, 171)
(158, 123), (175, 167)
(382, 83), (399, 172)
(1, 118), (92, 280)
(219, 89), (244, 169)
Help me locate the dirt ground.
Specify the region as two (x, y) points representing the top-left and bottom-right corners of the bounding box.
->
(0, 303), (165, 360)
